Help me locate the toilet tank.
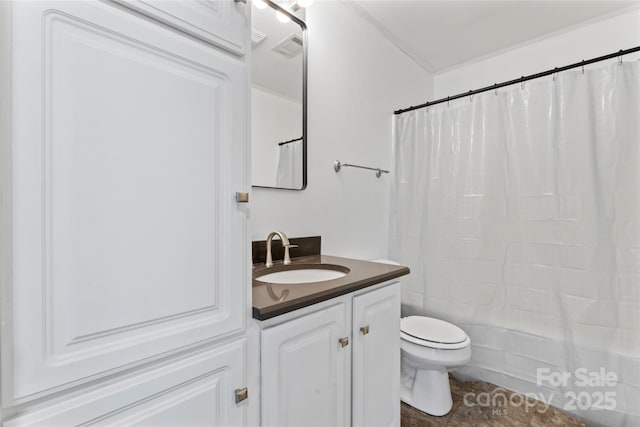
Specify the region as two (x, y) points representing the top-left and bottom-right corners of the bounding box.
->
(369, 259), (421, 317)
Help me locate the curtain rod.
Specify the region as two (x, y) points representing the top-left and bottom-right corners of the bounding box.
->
(278, 136), (303, 146)
(394, 46), (640, 115)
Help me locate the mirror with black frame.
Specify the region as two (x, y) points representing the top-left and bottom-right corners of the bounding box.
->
(251, 0), (307, 190)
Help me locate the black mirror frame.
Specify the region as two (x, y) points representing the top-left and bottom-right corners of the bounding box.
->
(251, 0), (307, 191)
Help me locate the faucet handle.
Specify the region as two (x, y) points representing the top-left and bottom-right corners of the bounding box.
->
(283, 244), (298, 265)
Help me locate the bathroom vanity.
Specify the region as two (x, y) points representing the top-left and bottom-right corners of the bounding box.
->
(252, 239), (409, 427)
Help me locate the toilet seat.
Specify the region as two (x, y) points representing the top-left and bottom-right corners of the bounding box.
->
(401, 316), (470, 350)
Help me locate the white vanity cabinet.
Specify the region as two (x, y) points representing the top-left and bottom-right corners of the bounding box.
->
(259, 281), (401, 427)
(1, 0), (251, 424)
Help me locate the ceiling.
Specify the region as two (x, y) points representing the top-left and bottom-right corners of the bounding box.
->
(349, 0), (639, 73)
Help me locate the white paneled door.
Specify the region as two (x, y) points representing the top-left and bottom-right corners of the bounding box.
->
(352, 283), (401, 427)
(2, 0), (249, 419)
(111, 0), (247, 54)
(261, 303), (350, 427)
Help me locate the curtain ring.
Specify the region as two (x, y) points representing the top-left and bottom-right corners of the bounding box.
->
(581, 60), (585, 74)
(618, 55), (623, 66)
(468, 90), (473, 103)
(520, 78), (525, 90)
(552, 67), (559, 82)
(494, 83), (498, 96)
(447, 96), (450, 107)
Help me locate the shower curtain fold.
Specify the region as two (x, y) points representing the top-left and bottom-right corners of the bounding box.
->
(390, 62), (639, 427)
(276, 140), (303, 188)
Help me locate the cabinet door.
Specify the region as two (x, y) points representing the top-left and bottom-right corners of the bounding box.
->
(352, 283), (401, 427)
(5, 0), (247, 403)
(4, 340), (248, 427)
(261, 304), (350, 427)
(112, 0), (247, 55)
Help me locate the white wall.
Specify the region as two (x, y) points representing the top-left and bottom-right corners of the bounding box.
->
(435, 8), (640, 97)
(250, 0), (432, 259)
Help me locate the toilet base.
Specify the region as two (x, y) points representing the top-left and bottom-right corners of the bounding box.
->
(401, 368), (453, 416)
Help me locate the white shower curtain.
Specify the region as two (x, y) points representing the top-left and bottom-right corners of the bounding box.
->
(390, 61), (639, 426)
(276, 140), (303, 188)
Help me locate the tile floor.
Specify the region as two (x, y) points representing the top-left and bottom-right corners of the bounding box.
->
(400, 376), (590, 427)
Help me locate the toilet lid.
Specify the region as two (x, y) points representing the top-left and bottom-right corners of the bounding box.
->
(401, 316), (467, 344)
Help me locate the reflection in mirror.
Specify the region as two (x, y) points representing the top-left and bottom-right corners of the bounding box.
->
(251, 0), (307, 190)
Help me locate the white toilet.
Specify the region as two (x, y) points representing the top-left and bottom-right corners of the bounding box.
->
(400, 316), (471, 416)
(369, 260), (471, 416)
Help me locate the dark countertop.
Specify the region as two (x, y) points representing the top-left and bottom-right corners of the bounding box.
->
(252, 255), (410, 320)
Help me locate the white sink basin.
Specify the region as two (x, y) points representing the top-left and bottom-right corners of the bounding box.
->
(255, 267), (348, 284)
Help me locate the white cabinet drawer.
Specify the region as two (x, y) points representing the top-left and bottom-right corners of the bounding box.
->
(112, 0), (247, 55)
(4, 340), (248, 427)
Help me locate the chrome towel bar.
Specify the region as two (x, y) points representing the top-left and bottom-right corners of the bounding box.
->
(333, 160), (389, 178)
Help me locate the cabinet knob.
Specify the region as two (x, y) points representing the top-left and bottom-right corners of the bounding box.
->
(236, 192), (249, 203)
(339, 337), (349, 347)
(234, 387), (248, 403)
(360, 325), (370, 335)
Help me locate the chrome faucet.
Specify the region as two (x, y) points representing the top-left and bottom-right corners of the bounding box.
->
(265, 231), (296, 267)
